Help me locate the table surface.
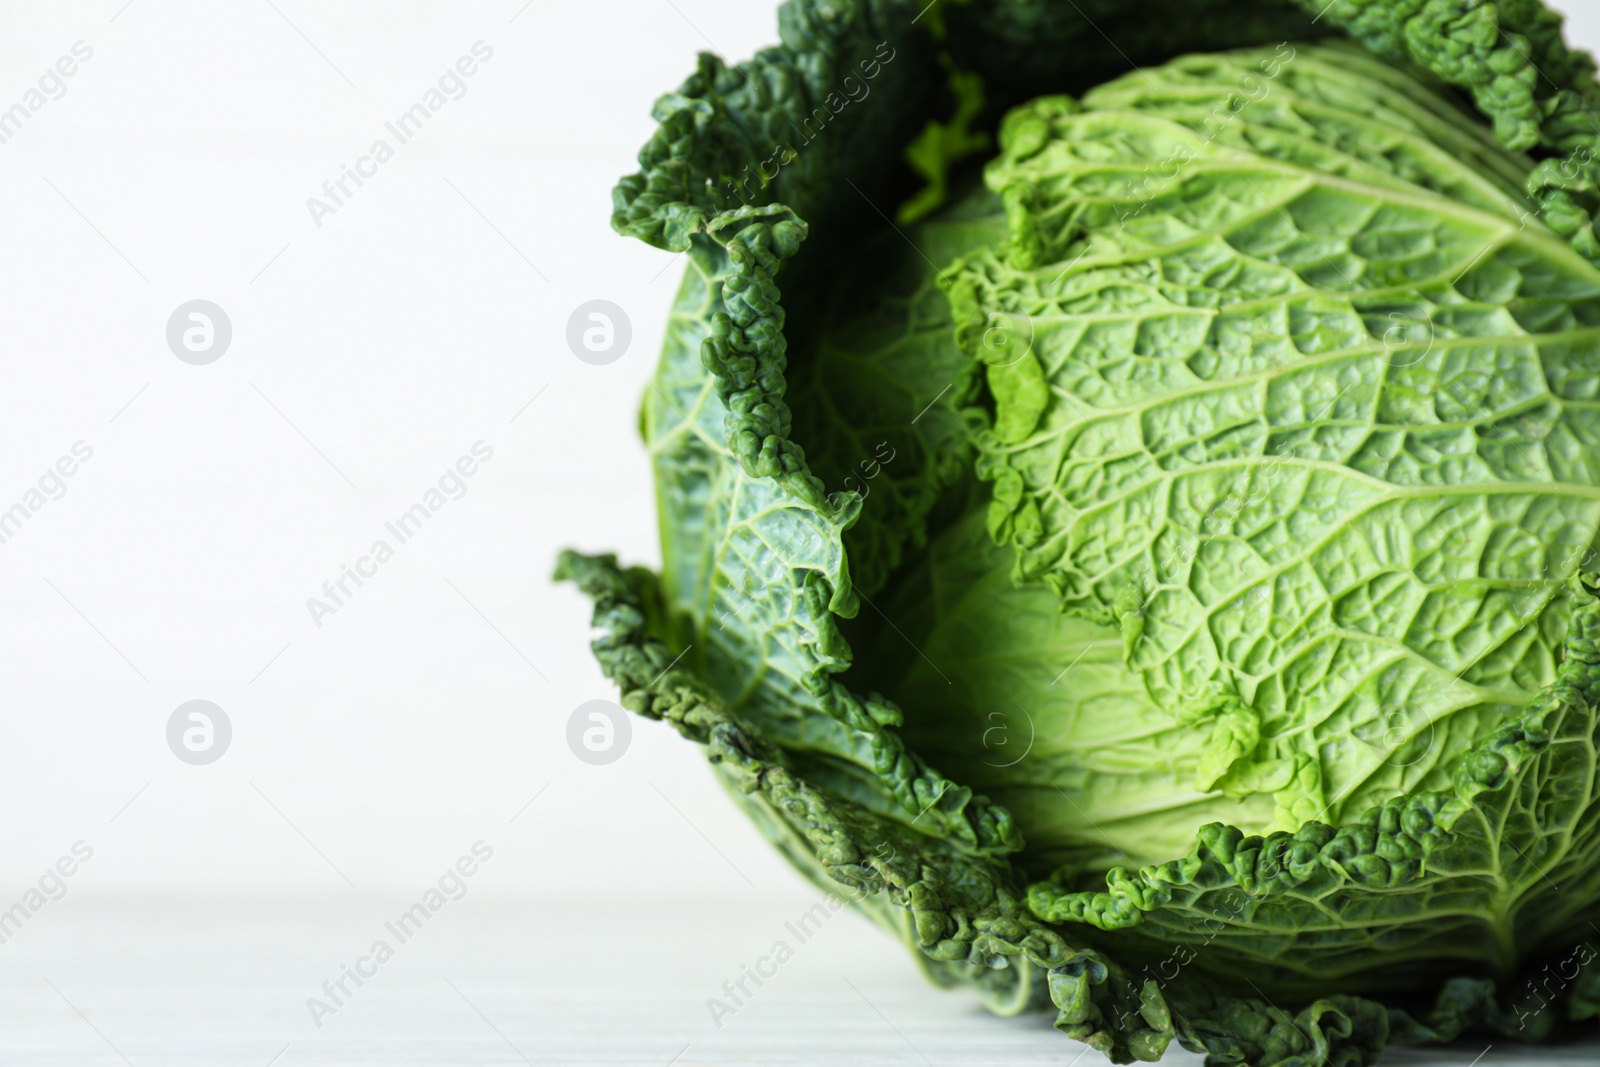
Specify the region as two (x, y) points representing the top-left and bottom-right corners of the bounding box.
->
(1, 896), (1595, 1066)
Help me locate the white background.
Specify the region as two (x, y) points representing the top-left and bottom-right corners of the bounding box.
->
(0, 0), (792, 901)
(0, 2), (1597, 1064)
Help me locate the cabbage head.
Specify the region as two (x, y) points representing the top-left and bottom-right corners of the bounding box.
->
(558, 3), (1600, 1063)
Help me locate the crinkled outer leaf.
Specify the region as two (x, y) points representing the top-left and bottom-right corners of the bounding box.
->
(566, 1), (1600, 1063)
(554, 547), (1162, 1048)
(645, 201), (1023, 856)
(936, 31), (1600, 1002)
(946, 40), (1600, 827)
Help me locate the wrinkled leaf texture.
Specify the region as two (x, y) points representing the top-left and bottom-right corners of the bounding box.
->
(564, 1), (1600, 1063)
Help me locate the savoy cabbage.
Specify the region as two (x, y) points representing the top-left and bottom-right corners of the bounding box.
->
(559, 2), (1600, 1063)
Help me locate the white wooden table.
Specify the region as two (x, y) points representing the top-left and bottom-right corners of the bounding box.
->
(1, 897), (1594, 1065)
